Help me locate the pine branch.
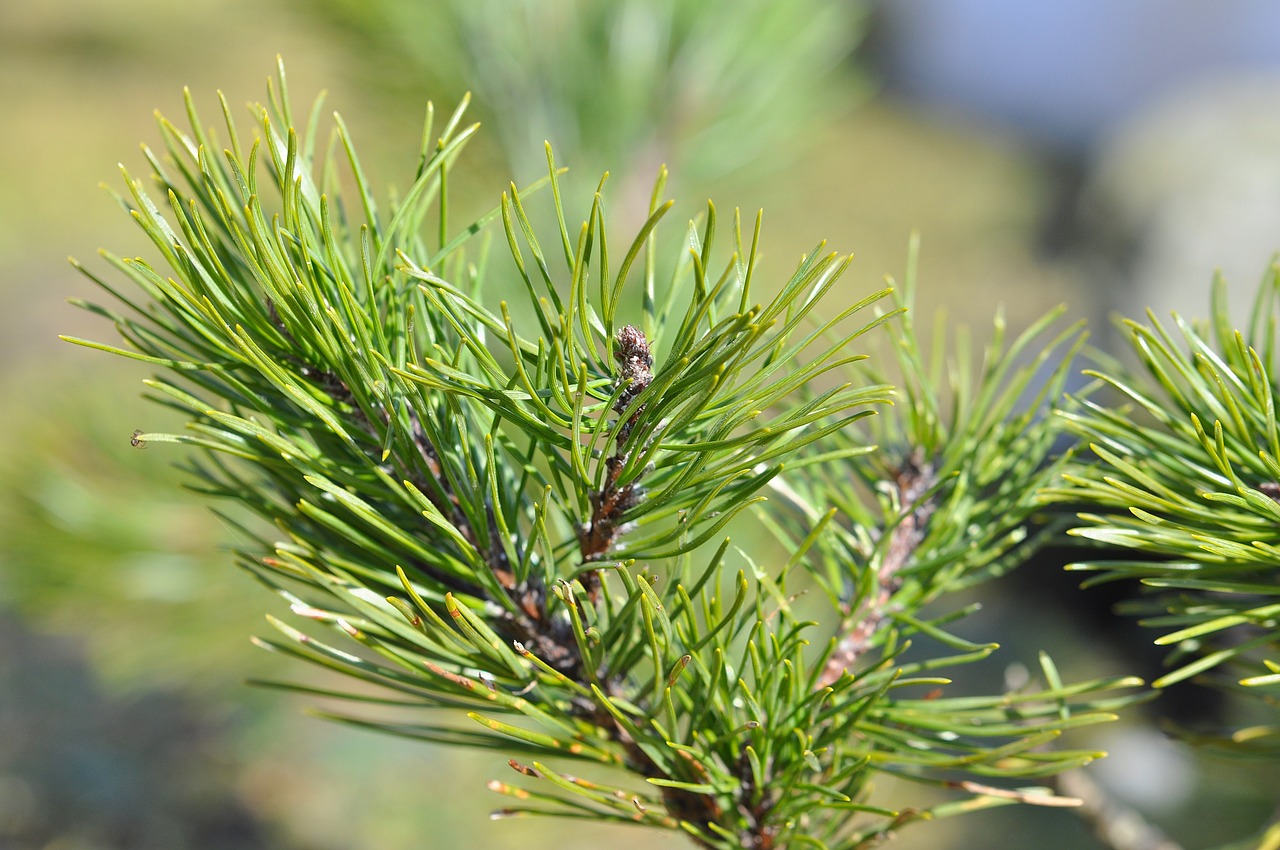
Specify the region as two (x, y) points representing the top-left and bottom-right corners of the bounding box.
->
(1047, 270), (1280, 724)
(67, 66), (1146, 850)
(789, 233), (1090, 686)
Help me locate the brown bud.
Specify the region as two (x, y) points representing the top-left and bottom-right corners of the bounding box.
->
(613, 325), (653, 414)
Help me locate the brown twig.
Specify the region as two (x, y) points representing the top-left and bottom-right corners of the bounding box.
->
(818, 448), (936, 687)
(1054, 770), (1185, 850)
(573, 327), (733, 847)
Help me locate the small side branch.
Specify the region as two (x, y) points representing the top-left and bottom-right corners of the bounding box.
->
(1055, 770), (1185, 850)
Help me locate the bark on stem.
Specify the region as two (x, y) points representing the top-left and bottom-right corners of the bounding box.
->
(819, 449), (936, 687)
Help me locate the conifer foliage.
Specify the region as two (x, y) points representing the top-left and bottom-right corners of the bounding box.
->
(66, 65), (1146, 849)
(1047, 276), (1280, 755)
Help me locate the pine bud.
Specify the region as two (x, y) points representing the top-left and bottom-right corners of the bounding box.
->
(613, 325), (653, 415)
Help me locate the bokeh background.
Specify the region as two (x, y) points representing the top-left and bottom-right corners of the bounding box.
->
(3, 1), (1280, 848)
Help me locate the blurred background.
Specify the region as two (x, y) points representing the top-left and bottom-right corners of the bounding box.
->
(3, 1), (1280, 848)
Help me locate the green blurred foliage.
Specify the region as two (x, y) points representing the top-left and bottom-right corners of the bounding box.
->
(299, 0), (870, 193)
(0, 366), (270, 693)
